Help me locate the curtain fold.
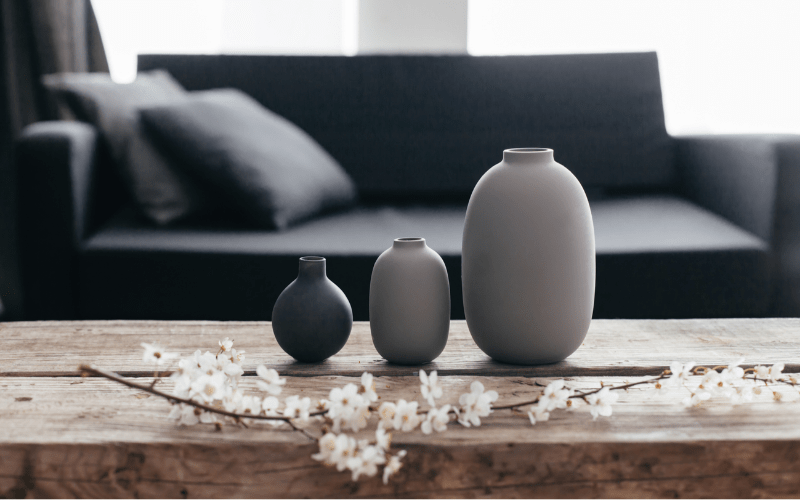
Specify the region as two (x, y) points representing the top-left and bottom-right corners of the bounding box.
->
(0, 0), (108, 319)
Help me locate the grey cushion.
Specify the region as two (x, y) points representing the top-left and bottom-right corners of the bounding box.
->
(139, 88), (358, 230)
(42, 70), (204, 225)
(79, 195), (769, 321)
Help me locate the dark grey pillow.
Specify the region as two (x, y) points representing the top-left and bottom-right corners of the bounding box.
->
(139, 89), (357, 230)
(42, 70), (205, 225)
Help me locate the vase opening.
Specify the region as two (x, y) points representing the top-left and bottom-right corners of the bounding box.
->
(298, 256), (326, 278)
(503, 148), (554, 165)
(393, 237), (426, 248)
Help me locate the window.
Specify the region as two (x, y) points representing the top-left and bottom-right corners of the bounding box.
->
(93, 0), (800, 135)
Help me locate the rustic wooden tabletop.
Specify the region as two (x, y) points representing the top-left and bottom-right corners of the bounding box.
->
(1, 319), (800, 498)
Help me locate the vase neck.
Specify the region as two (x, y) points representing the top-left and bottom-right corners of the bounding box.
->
(298, 256), (326, 279)
(503, 148), (554, 166)
(392, 237), (426, 250)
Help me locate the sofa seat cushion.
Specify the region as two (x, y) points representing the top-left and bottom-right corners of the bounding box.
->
(79, 196), (769, 321)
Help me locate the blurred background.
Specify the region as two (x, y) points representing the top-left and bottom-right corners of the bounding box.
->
(1, 0), (799, 320)
(90, 0), (800, 135)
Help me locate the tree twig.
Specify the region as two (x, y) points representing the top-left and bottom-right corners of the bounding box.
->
(285, 418), (319, 441)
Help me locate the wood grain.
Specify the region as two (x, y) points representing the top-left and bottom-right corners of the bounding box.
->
(3, 319), (800, 498)
(1, 318), (799, 377)
(2, 375), (800, 498)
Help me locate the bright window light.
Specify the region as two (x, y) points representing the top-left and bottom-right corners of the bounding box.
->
(468, 0), (800, 135)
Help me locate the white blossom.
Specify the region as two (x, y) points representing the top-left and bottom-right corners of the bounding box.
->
(347, 445), (386, 481)
(421, 404), (451, 434)
(699, 369), (721, 392)
(256, 365), (286, 395)
(168, 404), (200, 426)
(221, 358), (244, 379)
(753, 362), (784, 382)
(261, 396), (284, 427)
(222, 387), (243, 413)
(527, 406), (550, 425)
(539, 379), (573, 411)
(728, 384), (754, 404)
(377, 402), (397, 429)
(457, 381), (498, 427)
(383, 450), (407, 484)
(330, 434), (358, 471)
(770, 363), (785, 381)
(218, 337), (233, 353)
(283, 395), (311, 421)
(346, 402), (371, 432)
(668, 361), (695, 386)
(170, 371), (194, 399)
(193, 350), (219, 375)
(419, 370), (443, 407)
(393, 399), (421, 432)
(715, 358), (745, 392)
(141, 342), (178, 366)
(312, 432), (338, 465)
(585, 387), (619, 419)
(375, 427), (392, 451)
(682, 390), (711, 407)
(239, 395), (262, 415)
(328, 383), (366, 433)
(360, 372), (378, 402)
(230, 347), (245, 364)
(190, 371), (227, 403)
(652, 380), (670, 395)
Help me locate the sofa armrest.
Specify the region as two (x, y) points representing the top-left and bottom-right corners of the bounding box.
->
(675, 134), (800, 315)
(16, 121), (101, 319)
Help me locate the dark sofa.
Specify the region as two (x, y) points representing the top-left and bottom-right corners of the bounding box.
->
(16, 52), (800, 321)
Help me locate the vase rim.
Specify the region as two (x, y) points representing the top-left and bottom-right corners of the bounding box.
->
(505, 148), (552, 153)
(300, 256), (325, 262)
(503, 147), (554, 164)
(393, 237), (426, 248)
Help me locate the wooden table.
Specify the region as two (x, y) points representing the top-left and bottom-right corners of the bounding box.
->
(2, 319), (800, 498)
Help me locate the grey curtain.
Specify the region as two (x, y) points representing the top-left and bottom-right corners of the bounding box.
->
(0, 0), (108, 319)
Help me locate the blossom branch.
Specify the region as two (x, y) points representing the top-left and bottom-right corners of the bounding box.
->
(491, 372), (670, 411)
(78, 364), (326, 423)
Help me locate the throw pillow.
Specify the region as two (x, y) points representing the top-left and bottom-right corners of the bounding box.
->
(42, 70), (205, 225)
(139, 88), (357, 230)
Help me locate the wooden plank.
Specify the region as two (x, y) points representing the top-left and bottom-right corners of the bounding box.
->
(1, 319), (800, 378)
(2, 375), (800, 498)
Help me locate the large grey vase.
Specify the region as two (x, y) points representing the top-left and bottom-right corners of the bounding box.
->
(370, 238), (450, 365)
(272, 256), (353, 363)
(462, 148), (595, 365)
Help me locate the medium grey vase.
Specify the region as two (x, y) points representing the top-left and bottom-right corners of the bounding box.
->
(370, 238), (450, 365)
(462, 148), (595, 365)
(272, 256), (353, 363)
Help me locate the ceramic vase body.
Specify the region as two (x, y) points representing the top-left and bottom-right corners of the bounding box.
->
(462, 148), (595, 365)
(272, 256), (353, 363)
(370, 238), (450, 365)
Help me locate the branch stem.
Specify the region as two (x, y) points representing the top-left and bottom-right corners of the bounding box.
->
(78, 365), (326, 423)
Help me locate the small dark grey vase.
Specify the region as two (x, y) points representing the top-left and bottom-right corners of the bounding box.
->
(272, 256), (353, 363)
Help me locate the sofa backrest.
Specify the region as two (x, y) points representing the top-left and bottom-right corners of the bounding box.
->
(139, 52), (674, 199)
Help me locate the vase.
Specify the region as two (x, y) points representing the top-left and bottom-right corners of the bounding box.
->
(272, 256), (352, 363)
(462, 148), (595, 365)
(370, 238), (450, 365)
